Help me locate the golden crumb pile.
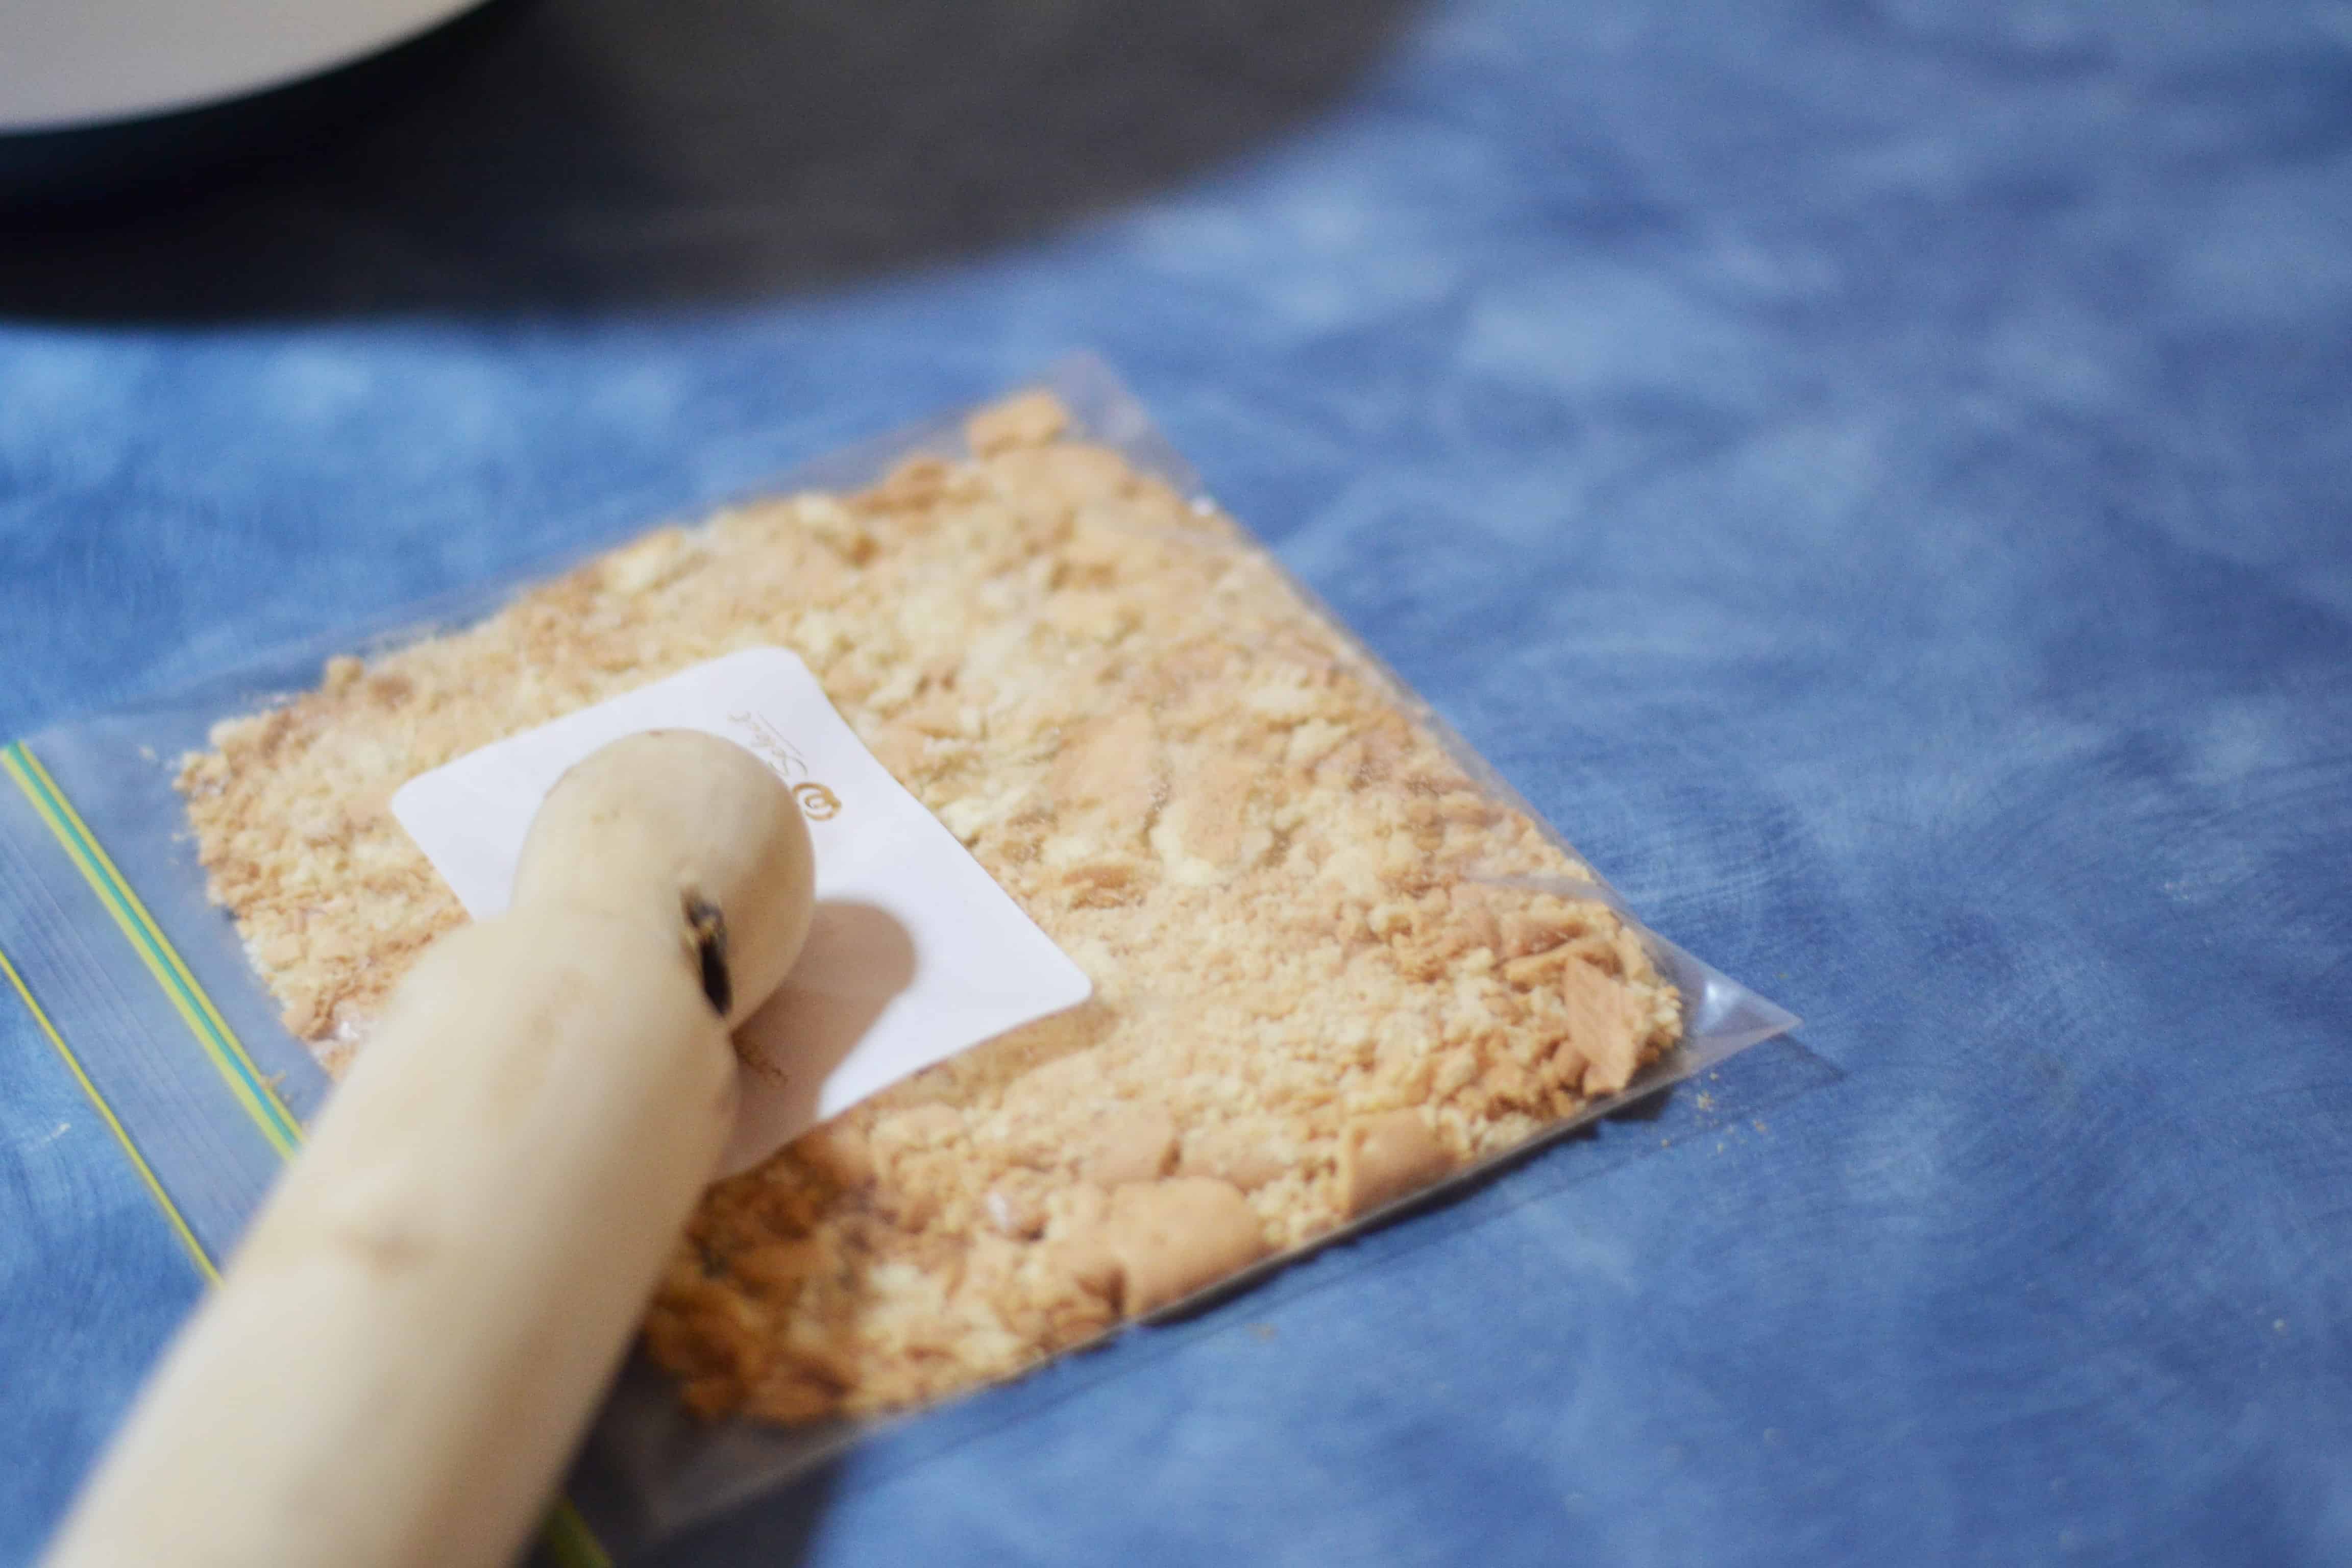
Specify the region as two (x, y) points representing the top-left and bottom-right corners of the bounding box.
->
(177, 391), (1683, 1424)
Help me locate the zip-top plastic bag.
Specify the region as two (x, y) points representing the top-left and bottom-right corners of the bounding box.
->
(0, 356), (1795, 1562)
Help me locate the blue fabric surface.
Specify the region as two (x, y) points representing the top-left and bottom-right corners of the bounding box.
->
(5, 0), (2351, 1562)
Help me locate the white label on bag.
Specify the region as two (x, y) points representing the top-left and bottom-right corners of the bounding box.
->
(390, 648), (1092, 1174)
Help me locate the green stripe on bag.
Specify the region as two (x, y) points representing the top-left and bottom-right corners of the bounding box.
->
(2, 740), (302, 1156)
(0, 942), (217, 1283)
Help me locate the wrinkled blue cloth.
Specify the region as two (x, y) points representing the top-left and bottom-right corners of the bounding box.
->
(5, 0), (2350, 1562)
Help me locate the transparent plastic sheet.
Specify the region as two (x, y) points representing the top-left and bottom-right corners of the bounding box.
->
(0, 355), (1797, 1563)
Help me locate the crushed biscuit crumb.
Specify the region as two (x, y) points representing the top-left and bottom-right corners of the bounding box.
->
(175, 393), (1683, 1424)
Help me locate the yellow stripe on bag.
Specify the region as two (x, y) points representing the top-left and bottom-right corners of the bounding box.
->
(2, 740), (616, 1567)
(1, 741), (302, 1157)
(0, 942), (217, 1283)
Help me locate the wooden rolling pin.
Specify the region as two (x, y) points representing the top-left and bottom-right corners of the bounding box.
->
(44, 730), (817, 1568)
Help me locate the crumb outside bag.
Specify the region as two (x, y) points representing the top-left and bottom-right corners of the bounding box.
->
(0, 355), (1797, 1561)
